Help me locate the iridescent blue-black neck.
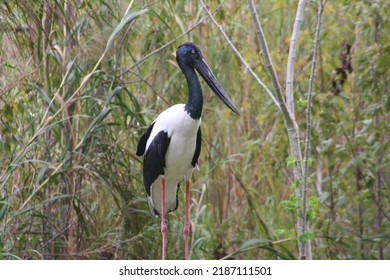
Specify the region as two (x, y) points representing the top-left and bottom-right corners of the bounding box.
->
(182, 65), (203, 120)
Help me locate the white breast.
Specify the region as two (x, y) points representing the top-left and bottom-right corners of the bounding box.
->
(146, 104), (201, 214)
(147, 104), (200, 179)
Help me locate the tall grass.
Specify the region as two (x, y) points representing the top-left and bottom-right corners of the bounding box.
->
(0, 0), (388, 259)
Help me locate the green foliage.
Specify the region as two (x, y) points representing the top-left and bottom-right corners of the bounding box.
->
(298, 231), (314, 244)
(282, 195), (300, 214)
(306, 196), (319, 222)
(286, 156), (297, 168)
(0, 0), (389, 260)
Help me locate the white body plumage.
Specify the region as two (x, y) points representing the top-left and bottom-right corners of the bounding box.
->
(145, 104), (201, 215)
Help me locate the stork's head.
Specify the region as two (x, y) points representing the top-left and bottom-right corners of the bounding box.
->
(176, 42), (203, 69)
(176, 42), (240, 115)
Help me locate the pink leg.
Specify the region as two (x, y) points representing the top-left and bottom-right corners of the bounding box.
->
(161, 178), (167, 260)
(184, 180), (190, 260)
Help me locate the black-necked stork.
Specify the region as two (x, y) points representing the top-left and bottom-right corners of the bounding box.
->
(136, 42), (239, 260)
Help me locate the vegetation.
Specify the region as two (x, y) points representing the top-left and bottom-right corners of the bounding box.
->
(0, 0), (388, 260)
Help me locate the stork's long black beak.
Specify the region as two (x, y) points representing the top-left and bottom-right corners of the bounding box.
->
(194, 58), (240, 115)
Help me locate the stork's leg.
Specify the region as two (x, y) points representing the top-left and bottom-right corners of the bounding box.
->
(184, 180), (190, 260)
(161, 178), (167, 260)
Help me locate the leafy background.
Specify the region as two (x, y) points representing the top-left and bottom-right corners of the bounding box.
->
(0, 0), (389, 259)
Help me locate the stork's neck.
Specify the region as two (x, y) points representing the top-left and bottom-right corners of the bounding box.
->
(183, 67), (203, 119)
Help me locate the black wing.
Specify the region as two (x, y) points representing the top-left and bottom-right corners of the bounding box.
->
(191, 127), (201, 167)
(136, 122), (155, 156)
(142, 130), (171, 196)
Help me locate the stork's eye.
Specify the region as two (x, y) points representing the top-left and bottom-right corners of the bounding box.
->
(191, 49), (196, 54)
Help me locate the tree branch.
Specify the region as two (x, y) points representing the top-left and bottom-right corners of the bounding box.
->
(246, 0), (301, 145)
(198, 0), (281, 111)
(302, 0), (326, 260)
(247, 0), (310, 259)
(247, 0), (284, 107)
(286, 0), (306, 116)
